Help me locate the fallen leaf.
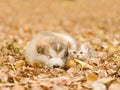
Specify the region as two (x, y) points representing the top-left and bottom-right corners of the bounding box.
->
(12, 85), (25, 90)
(0, 87), (10, 90)
(98, 77), (115, 84)
(52, 85), (68, 90)
(14, 60), (25, 69)
(66, 59), (77, 68)
(74, 59), (93, 69)
(92, 80), (106, 90)
(86, 72), (98, 81)
(108, 81), (120, 90)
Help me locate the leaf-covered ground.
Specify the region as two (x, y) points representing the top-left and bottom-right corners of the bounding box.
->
(0, 0), (120, 90)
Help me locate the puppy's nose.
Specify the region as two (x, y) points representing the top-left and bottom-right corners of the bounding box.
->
(53, 65), (60, 68)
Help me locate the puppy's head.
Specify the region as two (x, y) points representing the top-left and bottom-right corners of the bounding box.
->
(36, 38), (69, 68)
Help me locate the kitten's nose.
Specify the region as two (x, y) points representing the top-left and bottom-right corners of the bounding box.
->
(53, 65), (60, 68)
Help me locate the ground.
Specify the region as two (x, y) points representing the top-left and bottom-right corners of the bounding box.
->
(0, 0), (120, 90)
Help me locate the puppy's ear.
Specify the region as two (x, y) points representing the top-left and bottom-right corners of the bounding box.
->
(36, 46), (44, 54)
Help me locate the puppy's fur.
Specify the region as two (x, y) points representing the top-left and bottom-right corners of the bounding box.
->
(25, 32), (76, 68)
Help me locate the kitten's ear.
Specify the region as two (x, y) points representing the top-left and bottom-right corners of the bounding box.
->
(68, 42), (78, 53)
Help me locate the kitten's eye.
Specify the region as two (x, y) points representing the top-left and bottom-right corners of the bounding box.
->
(37, 46), (44, 54)
(80, 51), (83, 54)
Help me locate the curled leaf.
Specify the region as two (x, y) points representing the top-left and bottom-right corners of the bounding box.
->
(15, 60), (25, 69)
(66, 59), (77, 68)
(73, 59), (93, 69)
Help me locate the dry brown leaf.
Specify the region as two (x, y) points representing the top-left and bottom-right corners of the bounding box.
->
(31, 84), (41, 90)
(52, 85), (68, 90)
(66, 59), (77, 68)
(0, 71), (8, 82)
(0, 87), (10, 90)
(50, 76), (71, 85)
(86, 72), (98, 81)
(27, 62), (42, 68)
(98, 77), (115, 84)
(82, 80), (93, 89)
(106, 43), (118, 53)
(14, 60), (25, 69)
(67, 66), (80, 75)
(74, 59), (93, 69)
(12, 85), (25, 90)
(92, 80), (106, 90)
(108, 81), (120, 90)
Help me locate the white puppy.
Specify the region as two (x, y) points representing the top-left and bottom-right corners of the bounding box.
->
(25, 32), (76, 68)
